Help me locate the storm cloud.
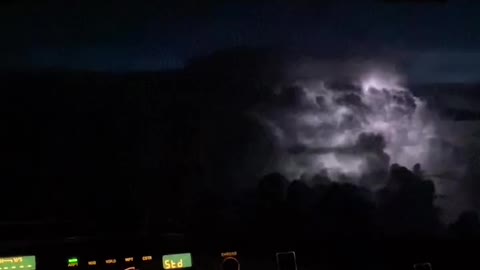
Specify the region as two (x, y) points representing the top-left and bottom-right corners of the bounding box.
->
(254, 66), (445, 190)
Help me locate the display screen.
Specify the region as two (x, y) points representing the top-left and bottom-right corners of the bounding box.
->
(0, 256), (36, 270)
(162, 254), (192, 269)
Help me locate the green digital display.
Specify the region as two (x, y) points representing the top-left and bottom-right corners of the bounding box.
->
(162, 253), (192, 269)
(0, 256), (36, 270)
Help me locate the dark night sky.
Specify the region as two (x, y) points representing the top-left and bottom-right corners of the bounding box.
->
(2, 0), (480, 82)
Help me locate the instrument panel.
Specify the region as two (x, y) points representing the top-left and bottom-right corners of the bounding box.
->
(0, 251), (284, 270)
(0, 247), (433, 270)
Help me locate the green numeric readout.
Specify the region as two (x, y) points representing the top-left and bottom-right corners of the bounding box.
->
(0, 256), (36, 270)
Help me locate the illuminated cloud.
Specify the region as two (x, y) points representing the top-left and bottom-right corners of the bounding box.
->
(258, 69), (439, 188)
